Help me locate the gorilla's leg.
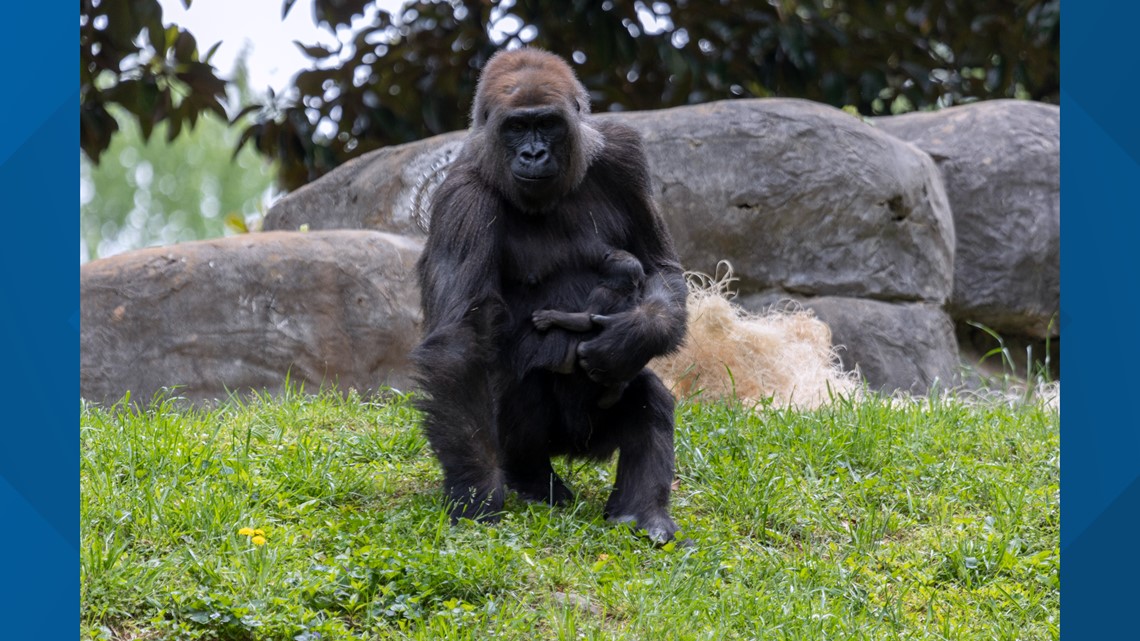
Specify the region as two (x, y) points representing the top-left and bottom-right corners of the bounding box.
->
(599, 371), (678, 543)
(505, 459), (574, 506)
(412, 321), (505, 523)
(498, 373), (575, 505)
(596, 381), (629, 409)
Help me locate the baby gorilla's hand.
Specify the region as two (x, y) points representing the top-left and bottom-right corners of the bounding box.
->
(531, 310), (556, 332)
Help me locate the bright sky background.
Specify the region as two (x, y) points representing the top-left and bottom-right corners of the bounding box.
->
(158, 0), (405, 94)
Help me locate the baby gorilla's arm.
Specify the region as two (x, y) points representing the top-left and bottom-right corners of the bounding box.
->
(531, 309), (597, 374)
(532, 309), (596, 333)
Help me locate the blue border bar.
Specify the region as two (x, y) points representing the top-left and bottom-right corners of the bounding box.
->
(1061, 0), (1140, 635)
(0, 3), (77, 637)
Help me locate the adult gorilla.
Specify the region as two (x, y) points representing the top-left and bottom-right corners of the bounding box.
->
(412, 48), (687, 543)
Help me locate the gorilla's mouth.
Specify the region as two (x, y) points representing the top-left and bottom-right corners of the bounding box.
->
(514, 172), (556, 183)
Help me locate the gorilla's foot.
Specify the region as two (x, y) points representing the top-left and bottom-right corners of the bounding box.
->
(606, 508), (678, 545)
(445, 476), (505, 524)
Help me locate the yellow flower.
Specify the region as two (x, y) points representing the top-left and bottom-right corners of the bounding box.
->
(251, 535), (267, 546)
(253, 528), (266, 536)
(238, 527), (255, 537)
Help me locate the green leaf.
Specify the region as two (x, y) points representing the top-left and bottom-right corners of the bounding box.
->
(203, 40), (221, 64)
(174, 29), (198, 62)
(230, 104), (263, 125)
(166, 103), (184, 143)
(294, 40), (335, 59)
(138, 110), (154, 142)
(233, 124), (260, 159)
(163, 25), (180, 51)
(225, 212), (249, 233)
(100, 79), (142, 114)
(79, 101), (119, 164)
(176, 63), (227, 96)
(147, 24), (165, 55)
(202, 95), (228, 120)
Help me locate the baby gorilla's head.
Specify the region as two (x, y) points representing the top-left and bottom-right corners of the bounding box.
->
(598, 249), (645, 295)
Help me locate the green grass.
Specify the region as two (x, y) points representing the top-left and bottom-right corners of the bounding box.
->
(81, 388), (1058, 640)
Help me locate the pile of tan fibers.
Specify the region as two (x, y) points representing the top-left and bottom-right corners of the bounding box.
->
(650, 265), (858, 409)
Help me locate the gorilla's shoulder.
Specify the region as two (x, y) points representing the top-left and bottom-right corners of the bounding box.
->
(589, 118), (651, 189)
(430, 157), (499, 220)
(592, 119), (647, 161)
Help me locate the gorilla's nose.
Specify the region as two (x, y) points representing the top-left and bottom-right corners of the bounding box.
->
(520, 145), (549, 164)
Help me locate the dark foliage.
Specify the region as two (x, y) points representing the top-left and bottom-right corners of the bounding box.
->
(80, 0), (228, 163)
(80, 0), (1059, 190)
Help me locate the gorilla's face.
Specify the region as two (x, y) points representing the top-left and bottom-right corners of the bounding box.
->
(499, 107), (572, 207)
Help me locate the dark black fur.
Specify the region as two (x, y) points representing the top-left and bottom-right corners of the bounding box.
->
(411, 49), (687, 543)
(532, 249), (645, 408)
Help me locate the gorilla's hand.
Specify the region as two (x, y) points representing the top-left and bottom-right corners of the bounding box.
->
(576, 312), (657, 387)
(577, 270), (688, 387)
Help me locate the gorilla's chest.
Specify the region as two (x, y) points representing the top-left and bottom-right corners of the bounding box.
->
(500, 201), (629, 304)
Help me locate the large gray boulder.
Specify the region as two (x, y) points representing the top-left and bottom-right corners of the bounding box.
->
(81, 230), (423, 405)
(624, 99), (959, 393)
(262, 98), (961, 393)
(615, 99), (955, 305)
(875, 100), (1060, 339)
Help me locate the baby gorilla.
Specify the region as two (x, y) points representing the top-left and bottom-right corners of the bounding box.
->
(531, 249), (646, 408)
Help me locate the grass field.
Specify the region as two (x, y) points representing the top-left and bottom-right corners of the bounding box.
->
(81, 388), (1058, 640)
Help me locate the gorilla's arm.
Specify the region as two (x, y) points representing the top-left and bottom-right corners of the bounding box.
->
(410, 165), (507, 520)
(416, 166), (504, 334)
(576, 121), (688, 387)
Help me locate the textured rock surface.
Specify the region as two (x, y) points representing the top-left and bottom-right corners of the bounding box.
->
(615, 99), (955, 305)
(741, 294), (959, 393)
(81, 230), (423, 405)
(808, 298), (959, 394)
(875, 100), (1060, 338)
(264, 131), (466, 236)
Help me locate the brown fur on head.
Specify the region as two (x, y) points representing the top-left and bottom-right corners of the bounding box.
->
(466, 48), (604, 210)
